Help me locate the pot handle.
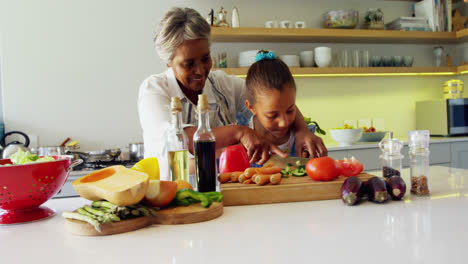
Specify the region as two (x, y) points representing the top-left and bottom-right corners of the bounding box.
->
(0, 131), (30, 148)
(69, 159), (83, 171)
(66, 151), (89, 161)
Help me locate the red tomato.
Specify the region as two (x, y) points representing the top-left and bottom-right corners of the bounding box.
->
(306, 157), (339, 181)
(336, 157), (364, 177)
(218, 145), (250, 174)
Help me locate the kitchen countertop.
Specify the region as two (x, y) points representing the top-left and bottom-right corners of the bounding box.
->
(325, 135), (468, 151)
(1, 166), (468, 264)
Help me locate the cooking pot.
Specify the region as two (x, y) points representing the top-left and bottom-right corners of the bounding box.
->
(129, 143), (144, 161)
(0, 131), (30, 159)
(67, 149), (121, 163)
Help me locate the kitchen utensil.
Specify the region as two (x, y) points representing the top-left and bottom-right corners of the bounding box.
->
(67, 149), (121, 163)
(220, 155), (375, 206)
(361, 50), (370, 67)
(443, 79), (464, 99)
(329, 128), (363, 146)
(295, 21), (306, 28)
(371, 55), (382, 67)
(340, 49), (351, 67)
(231, 7), (239, 28)
(299, 50), (314, 67)
(279, 55), (300, 67)
(382, 56), (392, 66)
(392, 56), (403, 67)
(402, 56), (414, 67)
(434, 46), (444, 67)
(323, 10), (359, 29)
(359, 131), (387, 142)
(129, 143), (144, 162)
(0, 156), (82, 224)
(314, 47), (332, 67)
(265, 20), (278, 28)
(238, 50), (260, 67)
(280, 20), (291, 28)
(59, 138), (71, 147)
(352, 49), (360, 67)
(0, 131), (30, 159)
(38, 146), (66, 156)
(65, 202), (223, 236)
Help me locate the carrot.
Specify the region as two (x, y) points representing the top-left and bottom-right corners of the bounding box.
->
(238, 174), (245, 183)
(269, 173), (282, 185)
(243, 179), (253, 184)
(231, 172), (243, 183)
(253, 174), (271, 185)
(255, 167), (282, 175)
(243, 168), (257, 179)
(218, 173), (232, 183)
(263, 164), (274, 168)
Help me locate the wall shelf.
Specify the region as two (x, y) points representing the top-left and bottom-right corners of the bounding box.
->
(213, 67), (459, 78)
(211, 27), (458, 44)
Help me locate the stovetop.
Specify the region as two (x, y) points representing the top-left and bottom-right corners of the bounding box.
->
(73, 159), (137, 171)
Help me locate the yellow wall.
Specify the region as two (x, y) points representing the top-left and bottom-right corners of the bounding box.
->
(295, 75), (465, 140)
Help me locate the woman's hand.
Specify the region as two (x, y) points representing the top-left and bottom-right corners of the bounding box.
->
(238, 127), (288, 165)
(294, 130), (327, 158)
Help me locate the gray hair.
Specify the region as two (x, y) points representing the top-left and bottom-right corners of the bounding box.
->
(154, 7), (211, 64)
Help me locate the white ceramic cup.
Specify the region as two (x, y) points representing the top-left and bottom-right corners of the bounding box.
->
(295, 21), (306, 28)
(280, 20), (291, 28)
(265, 20), (278, 28)
(279, 55), (300, 67)
(314, 47), (332, 67)
(299, 50), (314, 67)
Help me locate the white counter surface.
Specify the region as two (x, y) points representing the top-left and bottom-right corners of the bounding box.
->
(325, 135), (468, 151)
(1, 166), (468, 264)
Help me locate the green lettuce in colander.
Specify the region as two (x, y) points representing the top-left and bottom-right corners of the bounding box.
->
(9, 149), (55, 165)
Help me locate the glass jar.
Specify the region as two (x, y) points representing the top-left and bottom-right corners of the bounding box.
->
(443, 79), (463, 99)
(408, 130), (430, 196)
(379, 132), (404, 179)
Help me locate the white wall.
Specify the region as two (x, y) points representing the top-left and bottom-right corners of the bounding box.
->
(0, 0), (460, 150)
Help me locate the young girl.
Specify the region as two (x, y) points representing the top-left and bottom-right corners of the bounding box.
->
(245, 50), (305, 157)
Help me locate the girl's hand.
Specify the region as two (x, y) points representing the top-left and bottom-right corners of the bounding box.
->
(295, 130), (327, 158)
(238, 127), (288, 165)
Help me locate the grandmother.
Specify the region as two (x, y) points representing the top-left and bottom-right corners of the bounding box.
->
(138, 7), (327, 179)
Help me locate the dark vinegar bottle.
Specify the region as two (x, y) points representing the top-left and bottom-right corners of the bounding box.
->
(193, 94), (217, 192)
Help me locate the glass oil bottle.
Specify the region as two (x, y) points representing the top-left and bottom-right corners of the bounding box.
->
(167, 97), (189, 182)
(193, 94), (217, 192)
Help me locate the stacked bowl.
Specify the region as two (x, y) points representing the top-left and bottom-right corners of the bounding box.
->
(238, 50), (259, 67)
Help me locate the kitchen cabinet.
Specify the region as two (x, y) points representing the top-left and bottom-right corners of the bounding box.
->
(451, 141), (468, 169)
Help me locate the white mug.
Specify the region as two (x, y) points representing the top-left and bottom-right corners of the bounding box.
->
(265, 20), (278, 28)
(280, 20), (291, 28)
(295, 21), (306, 28)
(299, 50), (314, 67)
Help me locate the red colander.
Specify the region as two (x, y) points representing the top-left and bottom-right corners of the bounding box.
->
(0, 156), (82, 224)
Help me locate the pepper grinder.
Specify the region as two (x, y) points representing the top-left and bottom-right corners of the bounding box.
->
(378, 132), (404, 179)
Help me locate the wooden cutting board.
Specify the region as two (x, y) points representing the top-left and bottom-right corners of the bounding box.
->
(220, 155), (375, 206)
(64, 202), (223, 236)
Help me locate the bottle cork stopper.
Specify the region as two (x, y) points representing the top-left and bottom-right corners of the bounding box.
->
(198, 94), (210, 112)
(170, 97), (182, 112)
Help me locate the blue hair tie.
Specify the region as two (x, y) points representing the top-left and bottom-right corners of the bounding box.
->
(255, 51), (277, 62)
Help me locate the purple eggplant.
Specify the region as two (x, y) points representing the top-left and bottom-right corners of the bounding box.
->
(341, 176), (364, 206)
(367, 177), (388, 203)
(386, 176), (406, 200)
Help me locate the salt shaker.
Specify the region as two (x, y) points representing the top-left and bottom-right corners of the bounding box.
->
(408, 130), (430, 195)
(379, 132), (404, 179)
(232, 7), (239, 28)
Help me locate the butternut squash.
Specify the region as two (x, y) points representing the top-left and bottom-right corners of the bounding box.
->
(73, 165), (149, 206)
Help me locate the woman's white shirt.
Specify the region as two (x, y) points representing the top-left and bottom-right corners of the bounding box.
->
(138, 67), (250, 180)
